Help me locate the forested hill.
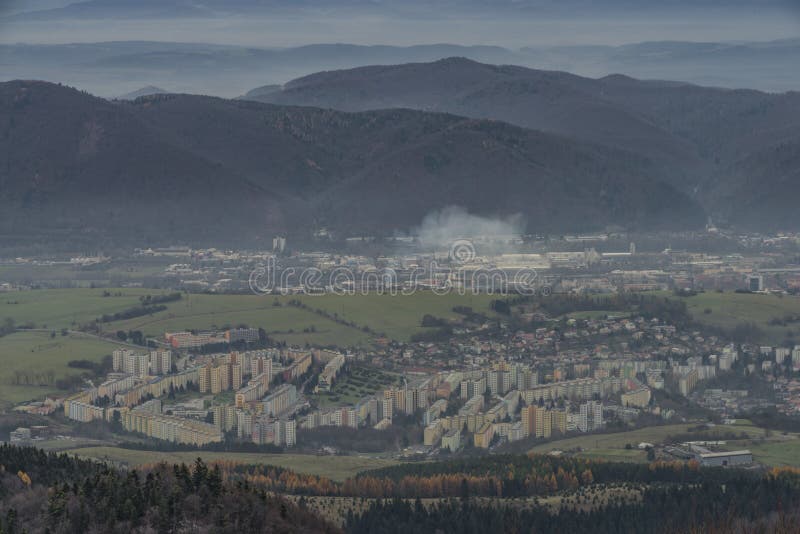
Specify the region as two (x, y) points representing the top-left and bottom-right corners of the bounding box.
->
(0, 80), (704, 248)
(2, 444), (800, 533)
(0, 444), (337, 533)
(254, 57), (800, 230)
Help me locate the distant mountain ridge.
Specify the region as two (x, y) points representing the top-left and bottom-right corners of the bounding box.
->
(117, 85), (168, 100)
(249, 57), (800, 229)
(240, 84), (283, 100)
(0, 80), (704, 247)
(2, 40), (799, 98)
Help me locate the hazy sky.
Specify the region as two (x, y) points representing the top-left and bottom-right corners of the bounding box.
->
(0, 2), (798, 47)
(1, 1), (798, 97)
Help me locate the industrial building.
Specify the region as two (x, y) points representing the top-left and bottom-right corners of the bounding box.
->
(696, 450), (753, 467)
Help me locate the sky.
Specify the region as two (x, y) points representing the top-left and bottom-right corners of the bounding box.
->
(0, 1), (798, 47)
(0, 1), (798, 97)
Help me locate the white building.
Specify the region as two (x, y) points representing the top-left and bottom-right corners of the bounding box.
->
(578, 401), (603, 432)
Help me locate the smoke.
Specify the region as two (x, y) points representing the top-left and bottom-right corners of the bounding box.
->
(413, 206), (525, 249)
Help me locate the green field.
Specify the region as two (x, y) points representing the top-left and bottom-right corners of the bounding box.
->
(66, 446), (398, 481)
(556, 420), (800, 468)
(0, 288), (171, 330)
(0, 289), (497, 348)
(673, 291), (800, 344)
(0, 289), (498, 408)
(530, 421), (770, 463)
(718, 434), (800, 467)
(0, 385), (63, 407)
(562, 291), (800, 345)
(285, 292), (496, 341)
(4, 288), (798, 347)
(106, 293), (373, 347)
(105, 291), (496, 345)
(0, 330), (124, 408)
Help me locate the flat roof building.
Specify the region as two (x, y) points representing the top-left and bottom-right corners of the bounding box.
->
(696, 450), (753, 467)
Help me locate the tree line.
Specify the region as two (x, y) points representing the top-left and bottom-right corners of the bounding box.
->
(346, 468), (800, 534)
(0, 445), (336, 534)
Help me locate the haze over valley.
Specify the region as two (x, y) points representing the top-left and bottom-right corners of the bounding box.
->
(1, 3), (800, 534)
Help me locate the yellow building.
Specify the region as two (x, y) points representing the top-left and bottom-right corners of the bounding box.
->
(219, 364), (231, 391)
(521, 405), (536, 437)
(679, 370), (698, 397)
(473, 422), (494, 448)
(123, 409), (222, 446)
(534, 408), (545, 438)
(621, 387), (652, 409)
(552, 409), (567, 434)
(198, 365), (212, 393)
(540, 410), (552, 438)
(424, 421), (444, 446)
(441, 428), (461, 452)
(231, 363), (242, 390)
(62, 391), (96, 416)
(235, 382), (263, 408)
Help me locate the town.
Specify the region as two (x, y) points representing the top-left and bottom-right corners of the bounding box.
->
(7, 267), (800, 469)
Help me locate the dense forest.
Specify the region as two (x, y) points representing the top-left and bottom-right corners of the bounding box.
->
(185, 454), (729, 499)
(2, 445), (800, 533)
(346, 470), (800, 534)
(0, 445), (337, 533)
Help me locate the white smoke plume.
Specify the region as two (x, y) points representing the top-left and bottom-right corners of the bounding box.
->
(414, 206), (525, 249)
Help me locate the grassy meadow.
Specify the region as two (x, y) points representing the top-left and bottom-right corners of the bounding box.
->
(673, 291), (800, 344)
(0, 288), (171, 330)
(3, 287), (799, 410)
(103, 291), (497, 345)
(0, 330), (124, 408)
(65, 447), (397, 481)
(0, 289), (497, 348)
(0, 288), (496, 406)
(529, 420), (771, 464)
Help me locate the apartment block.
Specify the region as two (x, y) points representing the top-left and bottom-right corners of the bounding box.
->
(123, 409), (222, 446)
(442, 428), (461, 452)
(621, 387), (652, 409)
(66, 401), (104, 423)
(262, 384), (298, 417)
(473, 422), (494, 448)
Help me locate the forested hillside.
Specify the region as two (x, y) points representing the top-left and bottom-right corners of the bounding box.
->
(0, 81), (703, 248)
(255, 58), (800, 230)
(3, 445), (800, 533)
(0, 444), (337, 533)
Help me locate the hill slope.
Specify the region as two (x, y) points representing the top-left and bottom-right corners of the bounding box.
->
(117, 85), (168, 100)
(263, 58), (700, 186)
(0, 80), (703, 247)
(251, 58), (800, 228)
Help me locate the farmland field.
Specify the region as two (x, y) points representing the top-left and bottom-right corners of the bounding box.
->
(65, 446), (398, 481)
(718, 434), (800, 467)
(0, 288), (498, 408)
(105, 291), (496, 344)
(0, 288), (171, 330)
(671, 291), (800, 344)
(1, 289), (498, 347)
(0, 330), (124, 408)
(529, 421), (771, 463)
(284, 292), (497, 341)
